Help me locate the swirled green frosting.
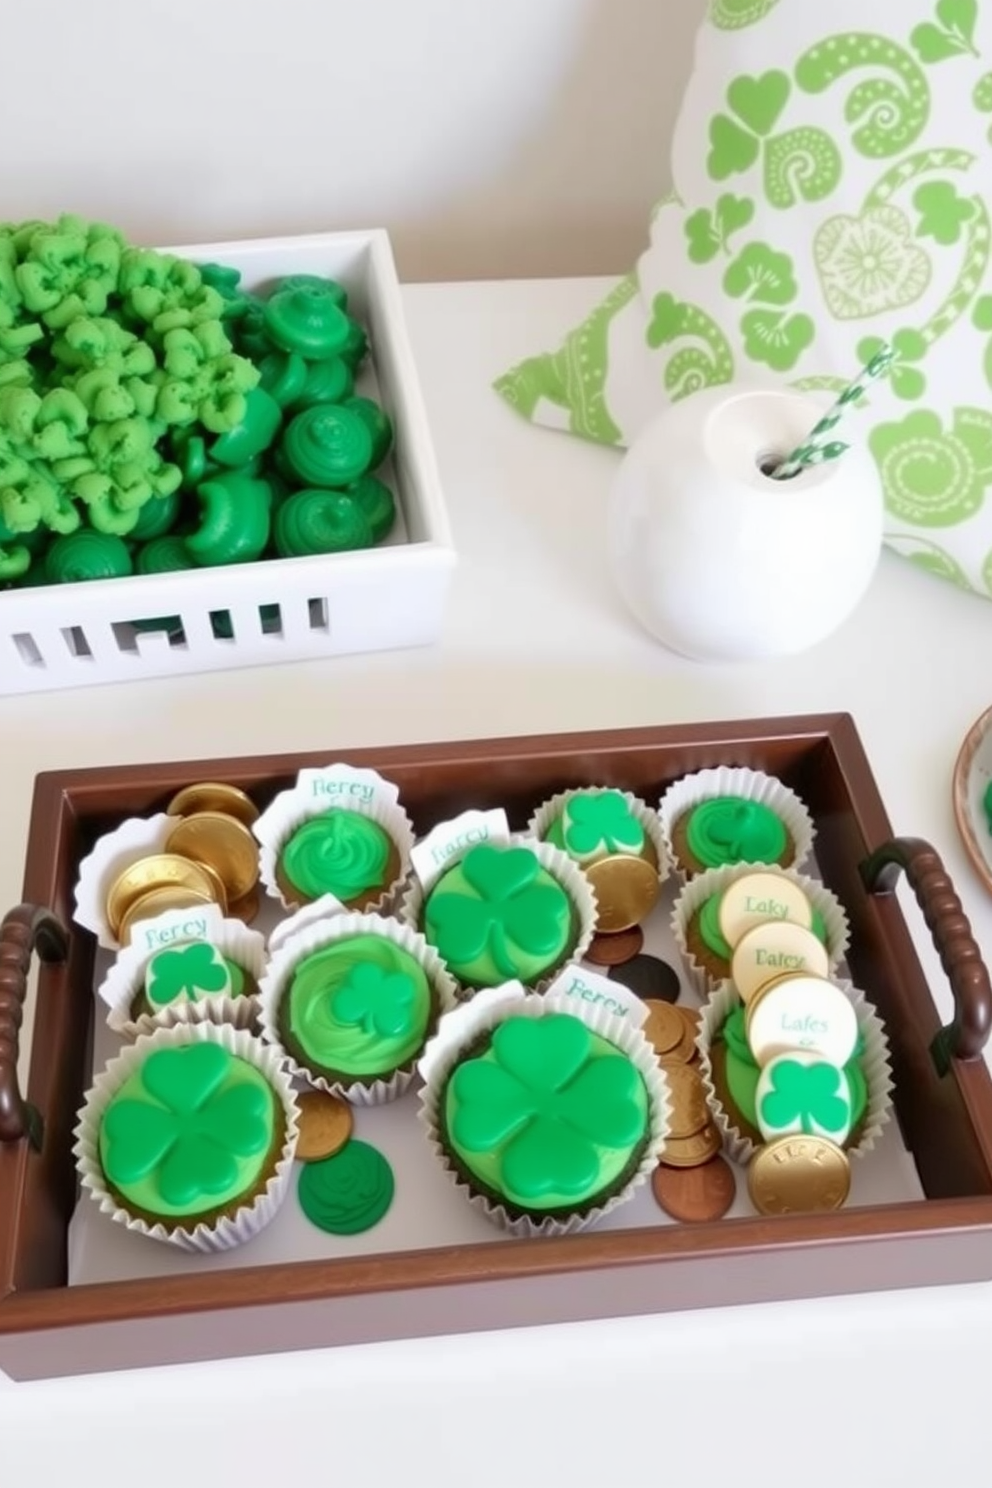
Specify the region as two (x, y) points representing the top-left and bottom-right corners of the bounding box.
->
(280, 809), (392, 903)
(685, 797), (788, 868)
(286, 934), (431, 1078)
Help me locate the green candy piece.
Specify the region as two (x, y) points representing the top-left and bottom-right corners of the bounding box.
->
(297, 1140), (394, 1235)
(984, 781), (992, 837)
(274, 274), (347, 312)
(130, 489), (181, 541)
(348, 475), (395, 544)
(281, 405), (372, 487)
(343, 396), (392, 468)
(197, 262), (242, 297)
(45, 530), (132, 582)
(339, 317), (368, 372)
(209, 386), (282, 468)
(258, 351), (308, 409)
(187, 472), (272, 566)
(264, 287), (350, 360)
(136, 535), (195, 574)
(274, 488), (372, 557)
(235, 300), (272, 360)
(292, 357), (353, 410)
(0, 543), (31, 580)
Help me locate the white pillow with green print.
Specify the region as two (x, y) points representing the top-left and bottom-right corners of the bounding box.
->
(496, 0), (992, 597)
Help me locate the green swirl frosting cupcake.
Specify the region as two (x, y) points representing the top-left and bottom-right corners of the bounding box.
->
(276, 808), (401, 911)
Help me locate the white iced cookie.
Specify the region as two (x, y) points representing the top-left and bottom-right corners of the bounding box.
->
(746, 974), (858, 1068)
(718, 872), (813, 949)
(144, 940), (233, 1010)
(756, 1050), (853, 1145)
(731, 920), (829, 1005)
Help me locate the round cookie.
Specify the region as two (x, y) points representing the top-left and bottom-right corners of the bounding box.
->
(423, 842), (577, 990)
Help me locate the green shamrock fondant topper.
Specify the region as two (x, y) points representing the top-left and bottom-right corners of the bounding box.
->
(100, 1042), (272, 1208)
(427, 845), (570, 979)
(758, 1056), (851, 1137)
(331, 961), (417, 1038)
(450, 1015), (646, 1202)
(561, 791), (644, 857)
(145, 941), (232, 1009)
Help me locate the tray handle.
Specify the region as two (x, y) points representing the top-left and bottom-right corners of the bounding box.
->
(0, 904), (69, 1148)
(861, 837), (992, 1076)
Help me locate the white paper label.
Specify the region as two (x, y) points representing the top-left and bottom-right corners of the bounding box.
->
(410, 808), (510, 892)
(267, 893), (346, 955)
(544, 966), (648, 1026)
(295, 763), (400, 811)
(127, 903), (226, 956)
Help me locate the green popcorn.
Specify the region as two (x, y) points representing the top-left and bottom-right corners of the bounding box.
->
(14, 215), (123, 330)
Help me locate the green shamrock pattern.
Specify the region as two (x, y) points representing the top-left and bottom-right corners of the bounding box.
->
(558, 790), (644, 858)
(449, 1014), (646, 1203)
(145, 941), (232, 1008)
(758, 1055), (852, 1140)
(331, 961), (417, 1038)
(426, 844), (571, 982)
(496, 0), (992, 597)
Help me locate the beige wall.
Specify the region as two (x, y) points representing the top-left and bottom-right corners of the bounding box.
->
(0, 0), (706, 280)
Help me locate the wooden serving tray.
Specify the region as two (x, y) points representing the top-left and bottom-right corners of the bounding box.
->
(2, 713), (992, 1382)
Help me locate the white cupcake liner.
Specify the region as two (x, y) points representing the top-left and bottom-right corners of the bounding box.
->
(266, 893), (347, 955)
(658, 767), (815, 883)
(99, 914), (268, 1039)
(526, 787), (668, 931)
(73, 1022), (299, 1253)
(73, 813), (175, 950)
(399, 834), (597, 1000)
(671, 863), (850, 1000)
(253, 774), (414, 915)
(417, 983), (671, 1238)
(258, 911), (460, 1105)
(697, 978), (893, 1168)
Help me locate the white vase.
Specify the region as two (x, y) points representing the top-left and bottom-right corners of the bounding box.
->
(608, 386), (884, 662)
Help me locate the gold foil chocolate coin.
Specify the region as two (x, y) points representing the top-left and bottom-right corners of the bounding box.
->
(731, 920), (829, 1006)
(585, 854), (660, 933)
(166, 811), (260, 903)
(642, 999), (685, 1057)
(294, 1091), (354, 1162)
(718, 872), (813, 949)
(660, 1123), (722, 1169)
(166, 781), (259, 828)
(747, 1134), (851, 1216)
(107, 853), (223, 937)
(118, 884), (217, 944)
(663, 1063), (710, 1138)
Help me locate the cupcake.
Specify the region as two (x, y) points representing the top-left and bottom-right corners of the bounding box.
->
(529, 788), (666, 934)
(419, 985), (669, 1236)
(259, 912), (458, 1103)
(74, 1023), (298, 1252)
(697, 979), (892, 1166)
(672, 864), (849, 996)
(253, 765), (414, 914)
(413, 839), (594, 995)
(98, 912), (267, 1038)
(659, 767), (815, 881)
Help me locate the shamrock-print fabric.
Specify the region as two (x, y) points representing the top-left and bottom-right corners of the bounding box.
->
(495, 0), (992, 598)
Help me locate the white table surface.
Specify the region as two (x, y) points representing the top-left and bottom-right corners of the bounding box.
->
(4, 276), (992, 1488)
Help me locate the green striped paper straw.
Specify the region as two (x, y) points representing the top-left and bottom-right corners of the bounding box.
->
(770, 345), (895, 481)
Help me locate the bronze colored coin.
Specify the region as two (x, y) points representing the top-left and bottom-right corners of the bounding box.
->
(663, 1063), (710, 1139)
(106, 853), (223, 937)
(585, 925), (644, 967)
(651, 1154), (736, 1223)
(585, 854), (660, 933)
(659, 1123), (722, 1169)
(660, 1022), (699, 1066)
(166, 811), (260, 902)
(227, 886), (261, 925)
(118, 884), (216, 944)
(166, 781), (259, 829)
(642, 999), (685, 1057)
(294, 1091), (354, 1162)
(747, 1135), (851, 1216)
